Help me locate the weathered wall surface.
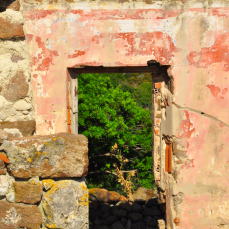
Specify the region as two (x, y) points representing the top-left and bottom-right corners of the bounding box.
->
(0, 0), (35, 141)
(10, 0), (229, 228)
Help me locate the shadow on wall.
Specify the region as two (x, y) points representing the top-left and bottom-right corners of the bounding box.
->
(90, 198), (165, 229)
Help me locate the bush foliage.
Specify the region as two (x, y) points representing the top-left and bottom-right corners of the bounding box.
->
(78, 73), (153, 192)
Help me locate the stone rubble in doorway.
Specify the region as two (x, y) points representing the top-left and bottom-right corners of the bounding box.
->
(89, 188), (165, 229)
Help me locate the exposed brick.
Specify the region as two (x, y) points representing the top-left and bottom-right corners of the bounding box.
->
(0, 120), (36, 137)
(1, 133), (88, 178)
(2, 71), (29, 102)
(0, 200), (42, 229)
(14, 181), (43, 204)
(0, 17), (24, 39)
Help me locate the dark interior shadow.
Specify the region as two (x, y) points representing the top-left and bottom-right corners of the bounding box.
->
(90, 198), (165, 229)
(0, 0), (15, 12)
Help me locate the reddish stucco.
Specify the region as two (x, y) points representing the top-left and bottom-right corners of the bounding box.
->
(21, 1), (229, 228)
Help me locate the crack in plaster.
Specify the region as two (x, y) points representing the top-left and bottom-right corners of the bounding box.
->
(172, 102), (229, 127)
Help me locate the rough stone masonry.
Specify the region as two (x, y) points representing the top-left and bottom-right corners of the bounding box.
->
(0, 133), (89, 229)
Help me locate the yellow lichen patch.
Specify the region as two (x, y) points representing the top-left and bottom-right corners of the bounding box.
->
(27, 157), (33, 163)
(80, 183), (88, 191)
(46, 223), (57, 228)
(42, 179), (55, 190)
(79, 193), (89, 206)
(35, 151), (42, 156)
(45, 180), (70, 196)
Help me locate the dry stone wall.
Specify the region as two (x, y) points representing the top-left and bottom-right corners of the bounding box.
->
(0, 133), (89, 229)
(0, 0), (34, 143)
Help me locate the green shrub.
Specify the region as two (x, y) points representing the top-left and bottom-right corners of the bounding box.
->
(78, 73), (153, 192)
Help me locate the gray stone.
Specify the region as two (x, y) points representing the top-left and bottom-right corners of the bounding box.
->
(112, 207), (127, 217)
(1, 133), (88, 178)
(104, 215), (118, 224)
(131, 203), (142, 212)
(41, 180), (88, 229)
(131, 221), (146, 229)
(128, 212), (143, 222)
(143, 206), (162, 217)
(111, 221), (125, 229)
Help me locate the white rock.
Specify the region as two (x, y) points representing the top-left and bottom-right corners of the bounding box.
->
(0, 9), (24, 24)
(3, 128), (22, 138)
(0, 175), (14, 197)
(0, 175), (10, 196)
(0, 96), (10, 109)
(6, 188), (15, 203)
(14, 100), (32, 111)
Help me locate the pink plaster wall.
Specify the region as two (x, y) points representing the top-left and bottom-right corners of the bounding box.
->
(22, 1), (229, 228)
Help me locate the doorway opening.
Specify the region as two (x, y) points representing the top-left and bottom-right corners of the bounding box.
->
(68, 62), (170, 229)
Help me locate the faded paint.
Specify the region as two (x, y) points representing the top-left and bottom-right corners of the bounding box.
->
(21, 0), (229, 228)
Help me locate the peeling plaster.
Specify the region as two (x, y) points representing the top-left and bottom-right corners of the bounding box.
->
(173, 102), (229, 127)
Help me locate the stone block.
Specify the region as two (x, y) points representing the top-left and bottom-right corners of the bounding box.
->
(0, 129), (22, 144)
(0, 200), (42, 229)
(14, 181), (42, 204)
(0, 120), (36, 137)
(0, 17), (24, 39)
(1, 133), (88, 178)
(2, 71), (29, 102)
(89, 188), (127, 203)
(132, 187), (156, 201)
(41, 180), (88, 229)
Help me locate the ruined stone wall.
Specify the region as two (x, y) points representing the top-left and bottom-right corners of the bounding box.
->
(0, 0), (35, 141)
(0, 133), (89, 229)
